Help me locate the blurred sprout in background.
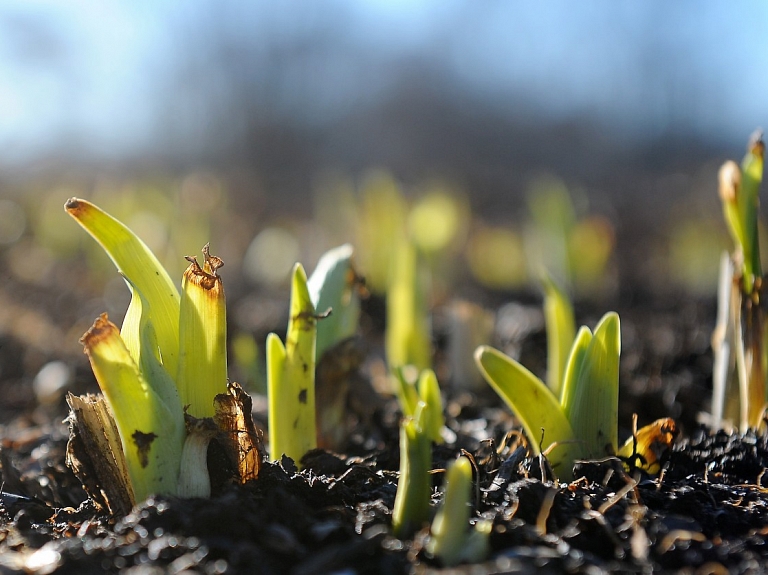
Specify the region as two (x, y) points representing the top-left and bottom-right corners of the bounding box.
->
(524, 175), (615, 297)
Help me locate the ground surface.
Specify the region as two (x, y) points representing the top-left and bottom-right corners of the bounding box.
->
(1, 281), (767, 574)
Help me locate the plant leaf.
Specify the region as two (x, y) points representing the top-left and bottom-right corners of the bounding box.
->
(176, 245), (228, 418)
(393, 366), (421, 418)
(427, 456), (473, 566)
(307, 243), (360, 360)
(474, 345), (577, 474)
(559, 326), (593, 406)
(65, 198), (181, 377)
(739, 131), (764, 288)
(417, 368), (445, 444)
(392, 402), (432, 538)
(267, 264), (317, 464)
(266, 332), (288, 461)
(564, 312), (621, 458)
(386, 240), (431, 371)
(542, 272), (575, 396)
(120, 277), (184, 420)
(80, 314), (183, 501)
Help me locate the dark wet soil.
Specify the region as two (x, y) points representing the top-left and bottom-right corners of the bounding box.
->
(1, 289), (767, 574)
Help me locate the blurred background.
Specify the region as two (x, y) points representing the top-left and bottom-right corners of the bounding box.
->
(0, 1), (765, 416)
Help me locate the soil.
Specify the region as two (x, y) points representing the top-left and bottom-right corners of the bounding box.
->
(2, 281), (768, 574)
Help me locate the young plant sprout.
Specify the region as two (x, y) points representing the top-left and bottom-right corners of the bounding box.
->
(475, 312), (620, 480)
(542, 272), (576, 397)
(66, 199), (181, 376)
(307, 243), (361, 361)
(307, 244), (364, 450)
(79, 314), (185, 503)
(393, 367), (445, 444)
(427, 456), (491, 566)
(177, 245), (228, 418)
(392, 402), (432, 538)
(65, 198), (250, 508)
(267, 264), (318, 465)
(712, 131), (766, 430)
(386, 239), (432, 373)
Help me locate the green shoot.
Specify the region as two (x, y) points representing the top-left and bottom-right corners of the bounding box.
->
(177, 245), (228, 418)
(80, 315), (184, 502)
(417, 369), (445, 444)
(525, 177), (614, 295)
(66, 198), (247, 505)
(475, 312), (621, 479)
(65, 198), (181, 377)
(719, 132), (764, 293)
(307, 244), (363, 451)
(307, 243), (361, 360)
(356, 171), (408, 294)
(393, 367), (421, 420)
(474, 345), (578, 475)
(393, 367), (445, 444)
(427, 456), (489, 566)
(267, 264), (318, 464)
(386, 239), (431, 372)
(392, 402), (432, 538)
(542, 272), (576, 398)
(713, 131), (767, 430)
(561, 313), (620, 458)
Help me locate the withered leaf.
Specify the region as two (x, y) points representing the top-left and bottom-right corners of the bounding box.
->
(65, 393), (135, 515)
(213, 382), (262, 484)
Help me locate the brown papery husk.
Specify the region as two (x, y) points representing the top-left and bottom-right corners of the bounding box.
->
(213, 382), (263, 484)
(65, 393), (135, 515)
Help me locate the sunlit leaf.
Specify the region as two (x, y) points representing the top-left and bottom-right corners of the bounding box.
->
(541, 272), (575, 396)
(65, 198), (181, 377)
(474, 345), (577, 474)
(563, 312), (620, 458)
(267, 264), (317, 464)
(80, 314), (183, 502)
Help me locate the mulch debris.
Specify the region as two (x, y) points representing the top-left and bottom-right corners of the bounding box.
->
(1, 295), (767, 573)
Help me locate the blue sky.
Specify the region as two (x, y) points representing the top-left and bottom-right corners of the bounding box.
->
(0, 0), (766, 166)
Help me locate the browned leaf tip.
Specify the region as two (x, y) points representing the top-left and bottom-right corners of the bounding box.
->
(79, 313), (118, 349)
(64, 197), (84, 213)
(184, 244), (224, 291)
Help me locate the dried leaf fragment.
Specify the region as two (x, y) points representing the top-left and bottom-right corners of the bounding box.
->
(65, 393), (134, 515)
(213, 382), (262, 484)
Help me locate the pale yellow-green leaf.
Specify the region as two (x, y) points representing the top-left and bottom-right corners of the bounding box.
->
(427, 456), (473, 566)
(474, 345), (578, 474)
(559, 326), (593, 406)
(393, 366), (421, 418)
(564, 312), (620, 458)
(386, 240), (431, 371)
(541, 272), (575, 396)
(267, 264), (317, 464)
(307, 243), (360, 360)
(417, 368), (445, 444)
(80, 315), (183, 501)
(266, 332), (288, 461)
(392, 402), (432, 538)
(739, 132), (764, 288)
(176, 248), (228, 418)
(120, 277), (184, 419)
(65, 198), (181, 377)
